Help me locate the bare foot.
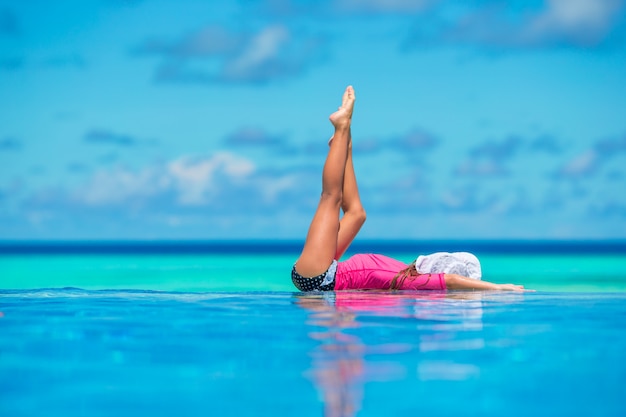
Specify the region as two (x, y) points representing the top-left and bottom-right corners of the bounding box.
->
(329, 85), (355, 129)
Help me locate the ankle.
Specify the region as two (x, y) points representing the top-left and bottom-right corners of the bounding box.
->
(333, 122), (351, 132)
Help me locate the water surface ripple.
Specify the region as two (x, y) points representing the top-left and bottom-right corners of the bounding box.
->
(1, 289), (624, 416)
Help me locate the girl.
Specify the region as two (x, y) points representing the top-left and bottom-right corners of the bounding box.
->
(292, 86), (526, 293)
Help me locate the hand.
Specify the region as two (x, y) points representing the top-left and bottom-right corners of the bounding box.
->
(495, 283), (528, 292)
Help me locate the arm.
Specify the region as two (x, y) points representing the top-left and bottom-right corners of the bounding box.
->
(444, 274), (527, 292)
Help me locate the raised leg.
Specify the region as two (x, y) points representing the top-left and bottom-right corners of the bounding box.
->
(295, 86), (356, 278)
(335, 134), (366, 260)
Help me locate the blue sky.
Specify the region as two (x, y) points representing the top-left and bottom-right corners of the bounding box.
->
(1, 0), (625, 240)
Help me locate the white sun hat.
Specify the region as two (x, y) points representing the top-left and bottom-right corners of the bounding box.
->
(414, 252), (482, 280)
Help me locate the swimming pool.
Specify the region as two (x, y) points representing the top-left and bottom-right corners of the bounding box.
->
(1, 289), (624, 416)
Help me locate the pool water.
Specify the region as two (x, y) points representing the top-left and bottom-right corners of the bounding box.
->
(1, 289), (624, 416)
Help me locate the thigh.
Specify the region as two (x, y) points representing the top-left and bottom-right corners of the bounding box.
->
(295, 196), (341, 278)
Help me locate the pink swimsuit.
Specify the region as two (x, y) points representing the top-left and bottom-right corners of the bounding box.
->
(334, 254), (446, 291)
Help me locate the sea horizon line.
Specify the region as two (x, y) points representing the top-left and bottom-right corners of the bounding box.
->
(1, 239), (625, 255)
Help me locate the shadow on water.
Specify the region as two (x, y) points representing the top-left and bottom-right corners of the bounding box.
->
(294, 291), (500, 417)
(292, 290), (626, 417)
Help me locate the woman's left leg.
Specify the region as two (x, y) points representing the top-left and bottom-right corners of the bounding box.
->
(295, 86), (356, 278)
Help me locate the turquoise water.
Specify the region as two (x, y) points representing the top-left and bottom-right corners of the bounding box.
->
(1, 253), (625, 292)
(1, 289), (624, 416)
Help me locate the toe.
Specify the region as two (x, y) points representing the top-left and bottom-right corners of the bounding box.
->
(341, 88), (350, 108)
(345, 86), (355, 106)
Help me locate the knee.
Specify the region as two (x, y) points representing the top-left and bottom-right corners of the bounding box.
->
(321, 190), (343, 207)
(356, 208), (366, 224)
(348, 208), (366, 225)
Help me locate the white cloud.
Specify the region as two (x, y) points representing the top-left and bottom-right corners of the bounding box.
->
(78, 166), (165, 206)
(439, 185), (496, 212)
(453, 136), (523, 177)
(169, 153), (255, 205)
(455, 159), (508, 177)
(257, 175), (297, 203)
(75, 153), (255, 207)
(256, 0), (434, 16)
(134, 25), (241, 58)
(524, 0), (624, 45)
(176, 26), (242, 56)
(137, 23), (326, 84)
(554, 135), (626, 179)
(223, 25), (289, 79)
(337, 0), (433, 13)
(556, 150), (600, 178)
(406, 0), (626, 49)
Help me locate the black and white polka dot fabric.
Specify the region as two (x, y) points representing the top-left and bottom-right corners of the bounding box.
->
(292, 260), (337, 292)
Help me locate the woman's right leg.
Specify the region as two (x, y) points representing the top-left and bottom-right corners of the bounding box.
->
(335, 136), (366, 260)
(295, 86), (356, 278)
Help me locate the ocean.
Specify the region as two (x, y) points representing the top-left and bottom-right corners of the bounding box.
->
(1, 240), (625, 292)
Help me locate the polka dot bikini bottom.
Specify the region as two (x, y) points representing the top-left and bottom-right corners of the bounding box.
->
(291, 260), (337, 292)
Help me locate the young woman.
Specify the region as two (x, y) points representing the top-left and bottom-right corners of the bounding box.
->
(292, 86), (527, 293)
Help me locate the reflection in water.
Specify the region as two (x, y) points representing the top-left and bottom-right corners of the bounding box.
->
(295, 291), (486, 417)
